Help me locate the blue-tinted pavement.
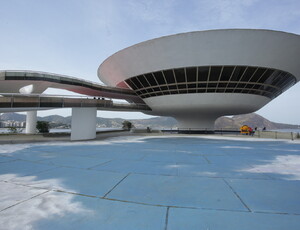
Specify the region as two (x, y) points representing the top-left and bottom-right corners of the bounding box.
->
(0, 136), (300, 229)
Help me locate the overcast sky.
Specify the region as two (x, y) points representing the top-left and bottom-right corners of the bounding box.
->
(0, 0), (299, 124)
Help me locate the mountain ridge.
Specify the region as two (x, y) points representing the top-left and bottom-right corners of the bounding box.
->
(0, 112), (299, 130)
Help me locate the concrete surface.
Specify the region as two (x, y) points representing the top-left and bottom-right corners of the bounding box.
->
(0, 136), (300, 229)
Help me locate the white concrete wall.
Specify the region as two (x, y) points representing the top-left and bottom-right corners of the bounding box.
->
(144, 93), (271, 129)
(71, 108), (97, 141)
(99, 29), (300, 86)
(25, 111), (37, 134)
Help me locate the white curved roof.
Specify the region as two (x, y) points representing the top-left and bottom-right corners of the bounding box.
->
(98, 29), (300, 87)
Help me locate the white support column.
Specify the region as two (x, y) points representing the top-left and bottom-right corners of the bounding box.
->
(25, 111), (37, 134)
(71, 108), (97, 141)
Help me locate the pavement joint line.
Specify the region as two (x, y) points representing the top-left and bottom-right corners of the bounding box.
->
(202, 155), (211, 164)
(53, 189), (99, 198)
(103, 173), (131, 198)
(253, 210), (300, 216)
(164, 207), (170, 230)
(0, 190), (49, 212)
(101, 196), (254, 213)
(87, 159), (114, 170)
(222, 178), (252, 212)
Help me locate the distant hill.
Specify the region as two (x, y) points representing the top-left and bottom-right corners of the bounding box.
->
(0, 112), (299, 130)
(215, 113), (299, 130)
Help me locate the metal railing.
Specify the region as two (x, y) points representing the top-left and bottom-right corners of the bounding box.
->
(0, 93), (151, 111)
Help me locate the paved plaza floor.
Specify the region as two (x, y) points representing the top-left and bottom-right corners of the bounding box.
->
(0, 136), (300, 229)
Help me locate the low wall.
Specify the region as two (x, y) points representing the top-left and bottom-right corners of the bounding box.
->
(254, 131), (299, 140)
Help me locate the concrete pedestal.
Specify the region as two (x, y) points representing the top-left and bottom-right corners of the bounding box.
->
(71, 108), (97, 141)
(25, 111), (37, 134)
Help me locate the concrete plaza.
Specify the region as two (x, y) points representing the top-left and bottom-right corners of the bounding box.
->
(0, 136), (300, 229)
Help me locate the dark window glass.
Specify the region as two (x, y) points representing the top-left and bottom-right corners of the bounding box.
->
(152, 87), (160, 92)
(207, 89), (215, 92)
(231, 66), (247, 82)
(198, 88), (206, 93)
(179, 89), (188, 94)
(153, 71), (165, 85)
(226, 89), (234, 93)
(187, 83), (196, 88)
(156, 92), (163, 96)
(198, 67), (209, 81)
(227, 83), (236, 88)
(131, 78), (142, 89)
(264, 70), (278, 86)
(170, 91), (178, 95)
(220, 66), (234, 81)
(250, 68), (266, 82)
(209, 66), (222, 81)
(236, 83), (246, 88)
(145, 73), (157, 86)
(252, 84), (260, 89)
(271, 71), (285, 86)
(161, 86), (168, 90)
(137, 75), (149, 88)
(241, 67), (256, 82)
(198, 83), (206, 88)
(169, 85), (177, 90)
(163, 70), (175, 84)
(174, 68), (186, 83)
(258, 69), (274, 83)
(208, 83), (217, 88)
(186, 67), (197, 82)
(125, 79), (137, 90)
(178, 84), (186, 89)
(218, 83), (226, 87)
(273, 72), (288, 87)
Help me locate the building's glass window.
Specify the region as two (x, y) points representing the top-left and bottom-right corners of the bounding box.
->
(123, 65), (296, 100)
(198, 67), (209, 81)
(186, 67), (197, 82)
(163, 70), (175, 84)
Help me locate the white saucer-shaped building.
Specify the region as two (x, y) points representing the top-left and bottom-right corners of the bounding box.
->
(98, 29), (300, 129)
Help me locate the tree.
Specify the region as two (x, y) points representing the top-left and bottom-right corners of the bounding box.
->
(36, 121), (50, 133)
(122, 120), (133, 130)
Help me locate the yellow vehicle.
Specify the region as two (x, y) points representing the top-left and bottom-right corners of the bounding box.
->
(240, 125), (252, 135)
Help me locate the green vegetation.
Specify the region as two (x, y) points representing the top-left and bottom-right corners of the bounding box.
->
(122, 120), (133, 130)
(8, 127), (23, 134)
(36, 121), (50, 133)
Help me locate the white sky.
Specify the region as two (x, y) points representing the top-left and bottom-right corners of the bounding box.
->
(0, 0), (299, 124)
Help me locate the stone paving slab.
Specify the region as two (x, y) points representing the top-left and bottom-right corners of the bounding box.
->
(39, 156), (112, 169)
(107, 173), (248, 211)
(92, 159), (178, 176)
(0, 155), (16, 163)
(176, 163), (272, 179)
(0, 191), (166, 230)
(0, 181), (47, 211)
(142, 152), (208, 164)
(167, 207), (300, 230)
(11, 167), (128, 197)
(0, 160), (58, 181)
(226, 178), (300, 214)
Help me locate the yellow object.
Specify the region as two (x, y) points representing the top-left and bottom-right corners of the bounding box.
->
(240, 125), (251, 134)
